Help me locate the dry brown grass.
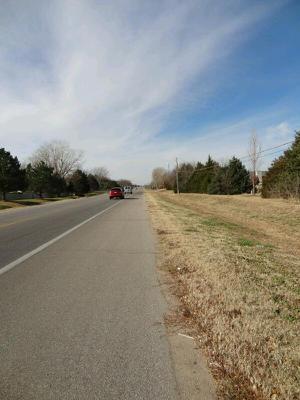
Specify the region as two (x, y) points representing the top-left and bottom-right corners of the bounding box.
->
(0, 200), (23, 210)
(146, 191), (300, 400)
(0, 197), (77, 211)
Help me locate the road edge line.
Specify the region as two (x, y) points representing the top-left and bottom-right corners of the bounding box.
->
(0, 200), (122, 277)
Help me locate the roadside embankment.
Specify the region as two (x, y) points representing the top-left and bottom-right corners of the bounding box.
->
(146, 191), (300, 400)
(0, 197), (76, 211)
(0, 192), (105, 211)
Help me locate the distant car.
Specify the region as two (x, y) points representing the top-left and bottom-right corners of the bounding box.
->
(109, 187), (124, 200)
(123, 186), (132, 195)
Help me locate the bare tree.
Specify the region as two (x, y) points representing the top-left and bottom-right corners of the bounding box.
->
(91, 167), (109, 185)
(151, 167), (167, 189)
(118, 179), (133, 187)
(30, 140), (83, 178)
(248, 130), (261, 195)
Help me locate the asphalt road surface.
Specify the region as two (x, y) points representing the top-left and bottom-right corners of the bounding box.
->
(0, 193), (179, 399)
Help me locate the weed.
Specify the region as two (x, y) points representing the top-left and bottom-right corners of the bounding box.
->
(238, 238), (255, 247)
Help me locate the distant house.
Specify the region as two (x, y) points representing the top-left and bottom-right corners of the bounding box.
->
(256, 171), (267, 182)
(249, 170), (267, 194)
(249, 170), (267, 183)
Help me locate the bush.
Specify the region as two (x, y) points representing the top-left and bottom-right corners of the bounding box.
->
(262, 132), (300, 198)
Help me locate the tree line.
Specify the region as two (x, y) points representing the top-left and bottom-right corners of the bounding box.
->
(0, 140), (131, 200)
(152, 155), (252, 195)
(151, 131), (300, 199)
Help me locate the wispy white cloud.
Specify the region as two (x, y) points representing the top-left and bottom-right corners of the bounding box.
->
(265, 121), (293, 140)
(116, 108), (300, 179)
(0, 0), (288, 182)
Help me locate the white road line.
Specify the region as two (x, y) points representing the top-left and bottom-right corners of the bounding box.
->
(0, 200), (122, 277)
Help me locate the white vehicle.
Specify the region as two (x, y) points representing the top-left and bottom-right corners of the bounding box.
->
(123, 186), (132, 195)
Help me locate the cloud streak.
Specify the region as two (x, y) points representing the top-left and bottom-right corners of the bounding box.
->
(0, 0), (288, 182)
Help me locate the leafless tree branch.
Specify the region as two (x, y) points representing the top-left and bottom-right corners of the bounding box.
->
(30, 140), (83, 178)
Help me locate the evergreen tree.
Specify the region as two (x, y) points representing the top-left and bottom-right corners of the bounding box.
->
(185, 162), (204, 192)
(49, 173), (67, 196)
(88, 174), (100, 191)
(208, 166), (230, 194)
(0, 148), (25, 200)
(209, 157), (251, 195)
(262, 131), (300, 198)
(105, 179), (119, 189)
(67, 181), (75, 195)
(186, 156), (219, 193)
(226, 157), (252, 194)
(69, 169), (90, 196)
(26, 162), (54, 198)
(175, 162), (195, 192)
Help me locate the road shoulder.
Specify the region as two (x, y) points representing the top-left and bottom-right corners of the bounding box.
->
(145, 194), (217, 400)
(158, 269), (217, 400)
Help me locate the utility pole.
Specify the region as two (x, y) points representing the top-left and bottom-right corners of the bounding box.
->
(248, 130), (261, 195)
(176, 157), (179, 194)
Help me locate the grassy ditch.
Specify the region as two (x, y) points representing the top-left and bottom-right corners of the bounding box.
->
(0, 196), (77, 210)
(0, 192), (106, 211)
(147, 191), (300, 400)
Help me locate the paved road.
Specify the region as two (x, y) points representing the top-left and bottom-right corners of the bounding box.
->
(0, 194), (118, 269)
(0, 193), (179, 399)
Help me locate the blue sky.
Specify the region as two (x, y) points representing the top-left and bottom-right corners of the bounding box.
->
(0, 0), (299, 183)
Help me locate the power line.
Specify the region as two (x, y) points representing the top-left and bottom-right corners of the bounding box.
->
(176, 140), (294, 175)
(239, 140), (294, 161)
(257, 148), (288, 160)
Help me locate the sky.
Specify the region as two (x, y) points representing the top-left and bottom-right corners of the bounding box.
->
(0, 0), (300, 184)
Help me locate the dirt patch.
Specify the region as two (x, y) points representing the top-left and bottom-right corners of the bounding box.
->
(146, 191), (300, 400)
